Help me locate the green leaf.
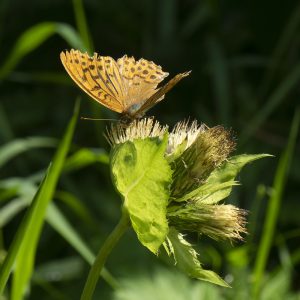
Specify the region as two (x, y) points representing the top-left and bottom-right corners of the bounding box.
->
(63, 148), (109, 173)
(0, 137), (57, 168)
(0, 102), (79, 298)
(110, 136), (172, 254)
(113, 267), (223, 300)
(164, 227), (229, 287)
(206, 154), (272, 185)
(176, 154), (271, 203)
(0, 22), (85, 79)
(176, 181), (238, 204)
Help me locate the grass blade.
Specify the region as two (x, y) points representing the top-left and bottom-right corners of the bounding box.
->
(46, 203), (94, 264)
(0, 198), (27, 227)
(0, 170), (49, 295)
(55, 22), (86, 51)
(11, 102), (79, 300)
(46, 203), (118, 289)
(0, 22), (84, 79)
(63, 148), (109, 173)
(55, 190), (98, 227)
(252, 108), (300, 298)
(0, 137), (57, 168)
(72, 0), (93, 52)
(0, 180), (117, 288)
(0, 101), (79, 298)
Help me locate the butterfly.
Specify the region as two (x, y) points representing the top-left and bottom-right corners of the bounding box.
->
(60, 49), (191, 122)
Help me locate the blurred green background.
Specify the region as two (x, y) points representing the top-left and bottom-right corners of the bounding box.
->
(0, 0), (299, 299)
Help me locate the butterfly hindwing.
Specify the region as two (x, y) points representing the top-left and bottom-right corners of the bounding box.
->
(132, 71), (191, 118)
(116, 55), (169, 111)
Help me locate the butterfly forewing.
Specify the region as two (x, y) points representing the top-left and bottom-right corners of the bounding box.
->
(132, 71), (191, 118)
(61, 50), (124, 113)
(94, 55), (126, 100)
(61, 51), (98, 100)
(75, 50), (125, 112)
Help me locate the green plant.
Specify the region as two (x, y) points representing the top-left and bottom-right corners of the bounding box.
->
(80, 118), (269, 299)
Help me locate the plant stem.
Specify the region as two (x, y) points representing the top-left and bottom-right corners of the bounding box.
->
(252, 109), (300, 299)
(80, 209), (130, 300)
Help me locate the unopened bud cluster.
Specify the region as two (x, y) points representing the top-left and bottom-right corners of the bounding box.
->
(107, 118), (246, 242)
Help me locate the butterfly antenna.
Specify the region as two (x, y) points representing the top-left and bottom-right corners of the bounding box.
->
(80, 116), (119, 122)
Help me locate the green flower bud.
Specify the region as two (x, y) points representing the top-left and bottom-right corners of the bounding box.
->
(167, 203), (247, 241)
(171, 125), (235, 198)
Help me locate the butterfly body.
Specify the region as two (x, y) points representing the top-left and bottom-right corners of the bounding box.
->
(60, 49), (190, 121)
(127, 103), (143, 115)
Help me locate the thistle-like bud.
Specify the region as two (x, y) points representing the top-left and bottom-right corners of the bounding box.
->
(105, 117), (167, 146)
(106, 117), (269, 286)
(167, 203), (247, 241)
(171, 125), (236, 198)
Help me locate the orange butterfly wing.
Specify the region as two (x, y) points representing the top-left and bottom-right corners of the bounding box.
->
(61, 49), (191, 118)
(60, 50), (124, 113)
(116, 55), (169, 112)
(132, 71), (191, 118)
